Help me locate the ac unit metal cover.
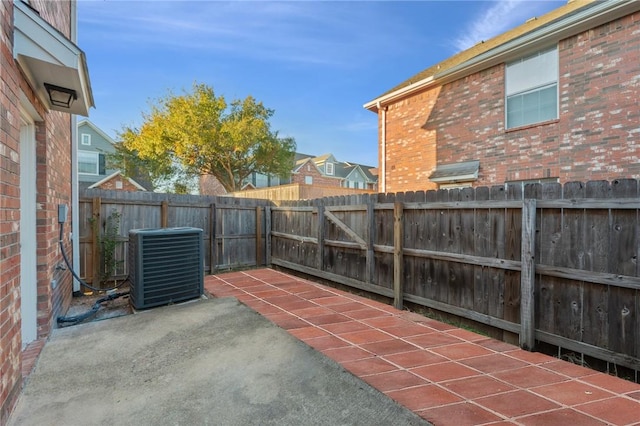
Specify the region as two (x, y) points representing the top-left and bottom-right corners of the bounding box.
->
(128, 227), (204, 310)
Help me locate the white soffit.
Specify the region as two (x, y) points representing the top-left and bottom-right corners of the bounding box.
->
(13, 1), (94, 116)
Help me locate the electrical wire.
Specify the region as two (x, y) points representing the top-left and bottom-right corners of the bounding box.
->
(57, 291), (129, 326)
(58, 222), (127, 292)
(57, 221), (130, 326)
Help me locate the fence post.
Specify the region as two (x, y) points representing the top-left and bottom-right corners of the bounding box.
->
(393, 201), (404, 310)
(520, 198), (537, 351)
(161, 200), (169, 228)
(365, 195), (376, 284)
(210, 203), (216, 273)
(255, 206), (262, 267)
(317, 203), (325, 272)
(91, 197), (102, 288)
(265, 206), (272, 267)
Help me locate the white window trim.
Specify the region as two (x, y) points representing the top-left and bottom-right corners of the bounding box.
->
(81, 133), (91, 145)
(326, 162), (334, 175)
(78, 150), (99, 175)
(505, 46), (559, 130)
(304, 175), (313, 185)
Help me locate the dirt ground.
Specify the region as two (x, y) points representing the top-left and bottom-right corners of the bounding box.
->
(62, 286), (133, 326)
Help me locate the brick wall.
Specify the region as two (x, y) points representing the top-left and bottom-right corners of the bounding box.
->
(382, 11), (640, 192)
(0, 1), (22, 420)
(382, 87), (441, 192)
(96, 176), (143, 192)
(0, 0), (74, 421)
(291, 161), (341, 187)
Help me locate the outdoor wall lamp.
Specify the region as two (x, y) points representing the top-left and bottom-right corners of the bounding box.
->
(44, 83), (77, 108)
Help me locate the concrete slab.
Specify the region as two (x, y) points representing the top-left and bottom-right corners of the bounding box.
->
(9, 298), (429, 425)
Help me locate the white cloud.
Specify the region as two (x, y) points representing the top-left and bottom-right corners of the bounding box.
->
(79, 1), (411, 68)
(79, 1), (430, 68)
(453, 0), (557, 52)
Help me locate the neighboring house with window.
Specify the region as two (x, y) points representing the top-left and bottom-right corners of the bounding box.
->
(226, 152), (378, 202)
(78, 120), (147, 191)
(78, 120), (116, 189)
(365, 0), (640, 192)
(240, 152), (377, 191)
(293, 153), (377, 190)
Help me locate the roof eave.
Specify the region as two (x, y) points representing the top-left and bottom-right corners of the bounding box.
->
(364, 77), (434, 112)
(79, 120), (117, 144)
(364, 0), (639, 112)
(13, 0), (94, 116)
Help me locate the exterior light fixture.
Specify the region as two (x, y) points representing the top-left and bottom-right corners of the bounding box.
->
(44, 83), (77, 108)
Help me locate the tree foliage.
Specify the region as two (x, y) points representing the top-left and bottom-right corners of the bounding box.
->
(112, 83), (296, 192)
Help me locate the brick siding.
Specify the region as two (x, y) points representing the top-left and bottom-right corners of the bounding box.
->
(0, 1), (23, 421)
(291, 161), (342, 187)
(381, 11), (640, 193)
(96, 176), (143, 192)
(0, 1), (75, 421)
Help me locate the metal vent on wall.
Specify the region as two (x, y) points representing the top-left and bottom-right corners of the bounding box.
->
(128, 227), (204, 310)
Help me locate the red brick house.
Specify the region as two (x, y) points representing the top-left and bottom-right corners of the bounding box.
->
(290, 153), (378, 190)
(87, 171), (148, 192)
(0, 1), (93, 421)
(365, 0), (640, 192)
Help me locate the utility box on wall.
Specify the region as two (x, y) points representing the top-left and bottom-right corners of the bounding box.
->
(128, 227), (204, 310)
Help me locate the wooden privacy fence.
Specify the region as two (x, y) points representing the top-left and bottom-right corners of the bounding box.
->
(230, 183), (375, 204)
(80, 180), (639, 377)
(79, 189), (270, 284)
(269, 180), (640, 376)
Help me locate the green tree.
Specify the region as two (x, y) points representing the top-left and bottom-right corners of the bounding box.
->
(112, 83), (296, 192)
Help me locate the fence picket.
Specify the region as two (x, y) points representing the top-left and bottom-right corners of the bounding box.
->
(80, 181), (640, 374)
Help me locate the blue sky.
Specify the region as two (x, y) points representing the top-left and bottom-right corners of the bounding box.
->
(78, 0), (566, 167)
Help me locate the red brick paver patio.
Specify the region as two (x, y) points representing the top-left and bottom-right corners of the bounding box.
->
(206, 269), (640, 426)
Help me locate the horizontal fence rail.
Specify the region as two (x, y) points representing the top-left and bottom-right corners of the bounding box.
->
(269, 179), (640, 377)
(79, 180), (640, 379)
(79, 189), (271, 287)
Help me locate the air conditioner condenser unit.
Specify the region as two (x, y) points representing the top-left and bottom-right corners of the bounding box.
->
(128, 227), (204, 310)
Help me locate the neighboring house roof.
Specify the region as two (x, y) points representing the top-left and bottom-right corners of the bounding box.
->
(311, 153), (335, 164)
(292, 152), (377, 183)
(293, 156), (325, 175)
(78, 119), (117, 145)
(88, 171), (147, 191)
(365, 0), (638, 112)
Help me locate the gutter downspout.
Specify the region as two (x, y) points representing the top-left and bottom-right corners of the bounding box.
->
(70, 0), (80, 293)
(378, 101), (386, 193)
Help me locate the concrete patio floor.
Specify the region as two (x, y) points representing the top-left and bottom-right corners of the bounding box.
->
(206, 269), (640, 426)
(12, 296), (427, 425)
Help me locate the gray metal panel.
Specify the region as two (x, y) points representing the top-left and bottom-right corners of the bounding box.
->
(129, 227), (204, 309)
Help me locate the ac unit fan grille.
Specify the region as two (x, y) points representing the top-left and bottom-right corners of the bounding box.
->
(129, 228), (204, 309)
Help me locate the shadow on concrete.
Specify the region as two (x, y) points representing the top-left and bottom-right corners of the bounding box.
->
(10, 298), (429, 425)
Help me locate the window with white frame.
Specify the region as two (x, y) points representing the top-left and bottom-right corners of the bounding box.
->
(81, 133), (91, 145)
(78, 151), (99, 174)
(305, 175), (313, 184)
(325, 162), (334, 175)
(505, 46), (558, 129)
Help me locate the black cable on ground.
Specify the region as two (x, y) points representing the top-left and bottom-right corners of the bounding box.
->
(57, 291), (130, 326)
(57, 221), (130, 326)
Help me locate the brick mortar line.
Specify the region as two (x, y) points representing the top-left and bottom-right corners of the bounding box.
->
(208, 276), (640, 425)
